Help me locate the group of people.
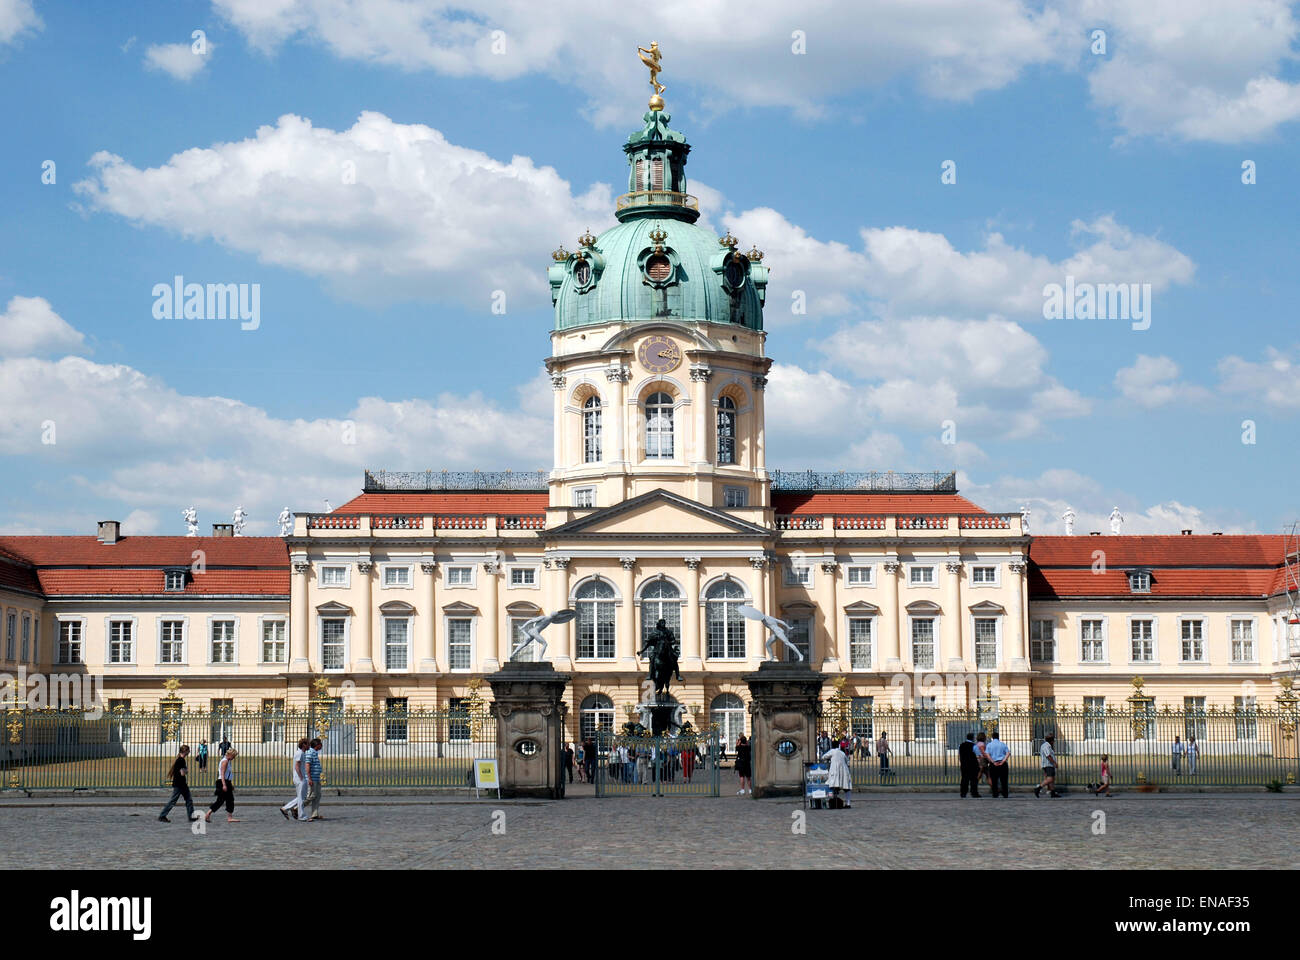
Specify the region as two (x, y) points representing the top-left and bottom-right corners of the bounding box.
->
(817, 730), (895, 776)
(565, 736), (721, 785)
(958, 731), (1116, 798)
(158, 736), (326, 824)
(1170, 735), (1200, 775)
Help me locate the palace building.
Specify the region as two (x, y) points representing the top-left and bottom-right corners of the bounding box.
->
(2, 94), (1298, 750)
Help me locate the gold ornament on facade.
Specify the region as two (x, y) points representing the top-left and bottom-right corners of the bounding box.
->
(648, 227), (668, 254)
(719, 231), (738, 250)
(578, 227), (598, 249)
(463, 678), (488, 740)
(551, 244), (570, 262)
(746, 244), (764, 263)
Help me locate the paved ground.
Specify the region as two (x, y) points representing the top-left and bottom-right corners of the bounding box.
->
(2, 791), (1297, 869)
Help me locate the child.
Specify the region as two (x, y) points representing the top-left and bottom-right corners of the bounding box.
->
(1092, 754), (1113, 797)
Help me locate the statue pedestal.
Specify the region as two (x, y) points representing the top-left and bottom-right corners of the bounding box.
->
(743, 660), (826, 799)
(488, 661), (570, 799)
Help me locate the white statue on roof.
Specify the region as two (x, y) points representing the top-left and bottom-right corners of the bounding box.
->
(232, 506), (248, 536)
(1109, 506), (1124, 535)
(182, 507), (198, 537)
(1020, 504), (1031, 533)
(1061, 506), (1076, 536)
(277, 507), (292, 537)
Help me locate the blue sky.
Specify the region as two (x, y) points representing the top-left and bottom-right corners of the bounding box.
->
(1, 0), (1298, 537)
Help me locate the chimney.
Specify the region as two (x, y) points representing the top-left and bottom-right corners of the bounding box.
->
(1181, 529), (1192, 535)
(212, 523), (234, 537)
(1089, 531), (1101, 536)
(96, 520), (121, 544)
(1212, 531), (1223, 536)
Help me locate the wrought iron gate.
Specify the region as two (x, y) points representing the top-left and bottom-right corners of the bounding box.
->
(595, 730), (720, 797)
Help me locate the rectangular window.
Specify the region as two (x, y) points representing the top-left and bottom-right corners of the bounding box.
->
(320, 564), (348, 587)
(321, 618), (346, 671)
(385, 697), (409, 743)
(846, 565), (873, 586)
(850, 696), (874, 739)
(108, 620), (134, 663)
(447, 617), (472, 670)
(1130, 619), (1154, 662)
(509, 567), (537, 587)
(914, 696), (937, 740)
(1083, 696), (1106, 739)
(577, 603), (616, 659)
(21, 614), (31, 661)
(974, 618), (998, 669)
(650, 156), (664, 191)
(262, 620), (287, 663)
(848, 618), (872, 669)
(1234, 695), (1257, 739)
(707, 604), (745, 659)
(261, 698), (286, 743)
(108, 699), (132, 743)
(909, 565), (935, 586)
(784, 565), (812, 587)
(1080, 619), (1105, 662)
(210, 699), (234, 745)
(32, 619), (38, 662)
(1180, 620), (1205, 662)
(58, 621), (83, 664)
(447, 698), (470, 742)
(6, 612), (17, 660)
(164, 570), (186, 591)
(159, 620), (185, 664)
(723, 486), (747, 508)
(573, 487), (595, 508)
(971, 565), (997, 584)
(1128, 570), (1151, 593)
(789, 617), (811, 662)
(1230, 619), (1254, 662)
(510, 617), (539, 663)
(1184, 696), (1207, 740)
(446, 566), (474, 587)
(1030, 619), (1055, 662)
(911, 618), (935, 669)
(210, 620), (236, 664)
(383, 566), (411, 588)
(384, 618), (409, 670)
(1030, 697), (1055, 745)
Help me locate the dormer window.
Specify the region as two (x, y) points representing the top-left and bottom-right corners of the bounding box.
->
(164, 570), (186, 592)
(1128, 570), (1152, 593)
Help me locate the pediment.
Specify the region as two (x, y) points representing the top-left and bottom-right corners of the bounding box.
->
(969, 600), (1006, 614)
(315, 600), (352, 614)
(441, 600), (479, 614)
(547, 489), (770, 538)
(505, 600), (543, 616)
(379, 600), (415, 615)
(905, 600), (942, 614)
(843, 600), (881, 614)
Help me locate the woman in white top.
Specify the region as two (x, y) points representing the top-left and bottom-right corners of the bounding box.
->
(206, 748), (240, 823)
(821, 741), (853, 809)
(1186, 735), (1199, 774)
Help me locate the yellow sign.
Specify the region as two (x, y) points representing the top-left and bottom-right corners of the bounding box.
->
(474, 759), (499, 789)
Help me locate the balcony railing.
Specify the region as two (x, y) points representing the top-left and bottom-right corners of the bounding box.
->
(775, 515), (823, 530)
(897, 515), (947, 530)
(834, 515), (888, 530)
(305, 515), (359, 529)
(770, 470), (957, 492)
(433, 515), (487, 530)
(959, 514), (1015, 529)
(500, 515), (546, 530)
(371, 515), (425, 530)
(615, 190), (699, 212)
(364, 470), (547, 492)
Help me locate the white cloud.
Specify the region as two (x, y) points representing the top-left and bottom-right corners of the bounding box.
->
(1114, 354), (1212, 407)
(0, 0), (39, 46)
(1217, 346), (1300, 408)
(0, 296), (87, 357)
(143, 41), (213, 81)
(74, 112), (614, 306)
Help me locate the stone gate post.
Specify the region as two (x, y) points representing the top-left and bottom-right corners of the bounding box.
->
(743, 660), (826, 798)
(488, 661), (571, 799)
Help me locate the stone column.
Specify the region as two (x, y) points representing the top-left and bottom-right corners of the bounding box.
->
(619, 557), (637, 667)
(291, 555), (311, 671)
(744, 660), (826, 799)
(551, 373), (566, 470)
(944, 557), (964, 672)
(881, 558), (902, 671)
(483, 559), (501, 671)
(1007, 559), (1028, 671)
(750, 555), (768, 662)
(355, 555), (374, 672)
(606, 366), (628, 465)
(419, 556), (438, 672)
(550, 557), (573, 669)
(819, 558), (839, 670)
(682, 557), (702, 667)
(489, 661), (571, 799)
(690, 364), (712, 470)
(752, 375), (767, 470)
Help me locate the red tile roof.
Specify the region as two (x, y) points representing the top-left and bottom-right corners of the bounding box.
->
(1029, 535), (1287, 566)
(35, 569), (289, 597)
(0, 553), (41, 596)
(772, 493), (989, 515)
(331, 492), (550, 514)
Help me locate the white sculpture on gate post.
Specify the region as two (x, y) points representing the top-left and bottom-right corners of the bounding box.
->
(1109, 506), (1125, 535)
(737, 605), (806, 662)
(232, 506), (248, 537)
(277, 507), (293, 537)
(1020, 504), (1031, 534)
(182, 507), (198, 537)
(509, 609), (577, 662)
(1061, 506), (1076, 536)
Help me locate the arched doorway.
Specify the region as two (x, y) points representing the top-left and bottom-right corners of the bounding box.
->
(579, 693), (615, 742)
(711, 692), (746, 752)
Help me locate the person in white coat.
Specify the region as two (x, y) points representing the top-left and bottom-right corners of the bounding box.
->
(821, 741), (853, 809)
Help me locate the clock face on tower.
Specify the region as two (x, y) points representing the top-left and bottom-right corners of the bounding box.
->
(637, 335), (682, 374)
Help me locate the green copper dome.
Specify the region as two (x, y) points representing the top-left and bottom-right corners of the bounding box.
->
(550, 110), (768, 331)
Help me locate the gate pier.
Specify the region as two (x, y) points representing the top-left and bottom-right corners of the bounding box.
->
(744, 660), (826, 799)
(488, 661), (571, 799)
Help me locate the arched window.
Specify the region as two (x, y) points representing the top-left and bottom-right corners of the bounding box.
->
(583, 396), (602, 463)
(645, 392), (674, 459)
(580, 693), (614, 742)
(574, 579), (616, 659)
(711, 693), (747, 752)
(716, 395), (737, 465)
(639, 579), (682, 651)
(705, 580), (747, 659)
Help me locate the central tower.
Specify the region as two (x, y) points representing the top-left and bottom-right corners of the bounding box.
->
(545, 61), (773, 514)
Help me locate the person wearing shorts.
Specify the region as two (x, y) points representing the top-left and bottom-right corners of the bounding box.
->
(1034, 734), (1060, 798)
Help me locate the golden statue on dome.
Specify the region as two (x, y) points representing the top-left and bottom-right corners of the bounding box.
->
(638, 41), (666, 109)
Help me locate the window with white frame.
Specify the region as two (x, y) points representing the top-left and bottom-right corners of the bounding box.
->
(914, 696), (937, 740)
(164, 569), (186, 591)
(644, 392), (674, 459)
(583, 395), (602, 463)
(909, 565), (936, 586)
(850, 697), (874, 739)
(1180, 619), (1206, 662)
(447, 617), (473, 670)
(1080, 619), (1105, 662)
(706, 580), (747, 659)
(575, 580), (616, 659)
(573, 487), (595, 508)
(510, 617), (539, 662)
(385, 697), (409, 743)
(1083, 696), (1106, 739)
(320, 564), (349, 587)
(21, 614), (30, 662)
(716, 396), (737, 465)
(58, 621), (83, 664)
(382, 565), (411, 588)
(445, 565), (474, 587)
(911, 618), (935, 669)
(1130, 619), (1155, 662)
(639, 580), (682, 648)
(321, 618), (346, 671)
(384, 617), (409, 670)
(580, 693), (615, 742)
(262, 619), (287, 663)
(847, 617), (872, 668)
(509, 566), (538, 588)
(447, 698), (471, 741)
(970, 565), (998, 585)
(108, 620), (134, 663)
(4, 612), (14, 660)
(974, 617), (998, 668)
(1184, 696), (1207, 740)
(783, 564), (813, 587)
(1230, 619), (1254, 662)
(210, 620), (235, 664)
(1128, 570), (1152, 593)
(723, 485), (747, 508)
(1234, 695), (1257, 739)
(159, 620), (185, 664)
(1030, 619), (1055, 662)
(261, 698), (286, 743)
(846, 565), (874, 587)
(788, 617), (812, 662)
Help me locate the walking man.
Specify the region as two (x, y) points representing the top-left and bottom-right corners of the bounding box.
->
(1171, 735), (1184, 776)
(563, 742), (575, 783)
(986, 730), (1010, 797)
(875, 731), (893, 777)
(958, 732), (981, 798)
(303, 737), (324, 821)
(281, 737), (310, 820)
(1034, 734), (1061, 797)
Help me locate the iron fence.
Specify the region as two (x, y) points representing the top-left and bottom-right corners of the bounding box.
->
(595, 730), (721, 797)
(1, 708), (496, 791)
